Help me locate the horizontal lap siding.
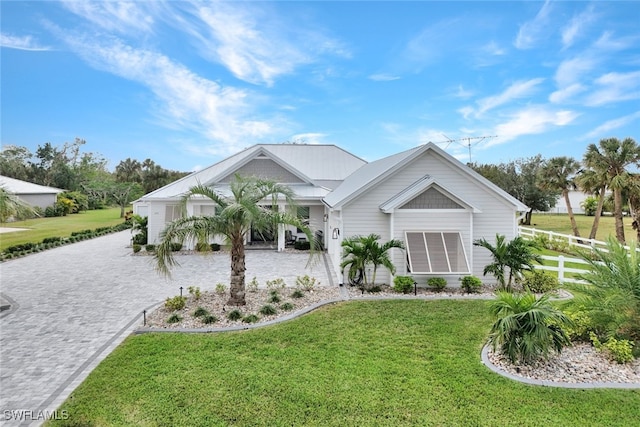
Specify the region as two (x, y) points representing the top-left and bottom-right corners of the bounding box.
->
(342, 150), (519, 285)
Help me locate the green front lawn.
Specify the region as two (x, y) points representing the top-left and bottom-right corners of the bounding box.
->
(0, 207), (127, 251)
(528, 213), (621, 242)
(49, 300), (639, 426)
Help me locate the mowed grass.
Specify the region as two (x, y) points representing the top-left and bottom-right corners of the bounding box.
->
(528, 213), (624, 242)
(48, 300), (639, 427)
(0, 207), (126, 251)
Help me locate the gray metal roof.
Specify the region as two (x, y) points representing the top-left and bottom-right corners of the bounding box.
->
(324, 142), (529, 211)
(0, 175), (64, 195)
(138, 144), (367, 200)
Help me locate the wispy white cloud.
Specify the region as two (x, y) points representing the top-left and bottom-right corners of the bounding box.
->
(462, 78), (545, 118)
(180, 1), (348, 86)
(554, 56), (597, 87)
(514, 0), (553, 50)
(549, 83), (587, 104)
(55, 30), (278, 154)
(583, 111), (640, 139)
(585, 71), (640, 106)
(594, 31), (639, 51)
(369, 73), (401, 82)
(0, 33), (51, 51)
(490, 106), (579, 144)
(61, 0), (156, 35)
(289, 133), (328, 145)
(561, 5), (596, 49)
(454, 85), (474, 100)
(483, 41), (506, 56)
(401, 18), (461, 72)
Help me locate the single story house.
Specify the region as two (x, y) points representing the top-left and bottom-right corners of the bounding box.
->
(0, 175), (64, 209)
(134, 143), (527, 285)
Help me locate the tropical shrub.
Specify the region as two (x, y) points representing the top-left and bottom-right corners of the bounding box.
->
(269, 292), (282, 304)
(167, 313), (182, 324)
(170, 242), (183, 252)
(145, 244), (156, 252)
(202, 314), (218, 324)
(260, 305), (277, 315)
(280, 302), (294, 311)
(227, 309), (243, 321)
(340, 234), (404, 286)
(132, 244), (141, 253)
(488, 292), (572, 364)
(393, 276), (414, 294)
(243, 314), (259, 323)
(428, 277), (447, 292)
(193, 307), (209, 317)
(294, 240), (311, 250)
(460, 275), (482, 293)
(210, 243), (221, 251)
(590, 333), (635, 364)
(290, 289), (304, 299)
(522, 269), (559, 294)
(42, 236), (62, 244)
(165, 296), (187, 311)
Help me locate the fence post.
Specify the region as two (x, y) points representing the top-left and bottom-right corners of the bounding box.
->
(558, 255), (565, 284)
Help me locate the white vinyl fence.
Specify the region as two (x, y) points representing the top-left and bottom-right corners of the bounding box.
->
(536, 255), (589, 284)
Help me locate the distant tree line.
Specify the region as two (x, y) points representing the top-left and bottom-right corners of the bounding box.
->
(0, 138), (189, 218)
(469, 137), (640, 244)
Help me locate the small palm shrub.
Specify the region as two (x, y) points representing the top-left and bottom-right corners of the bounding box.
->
(260, 305), (277, 315)
(165, 296), (187, 311)
(280, 302), (294, 311)
(393, 276), (414, 294)
(522, 269), (559, 294)
(193, 307), (209, 317)
(291, 289), (304, 299)
(460, 275), (482, 293)
(227, 309), (243, 321)
(167, 313), (182, 324)
(488, 291), (572, 364)
(428, 277), (447, 292)
(243, 314), (259, 323)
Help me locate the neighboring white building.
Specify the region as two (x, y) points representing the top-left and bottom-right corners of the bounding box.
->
(134, 143), (527, 285)
(0, 175), (63, 209)
(551, 189), (593, 215)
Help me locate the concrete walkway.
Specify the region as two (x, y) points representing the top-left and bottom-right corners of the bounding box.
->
(0, 231), (331, 426)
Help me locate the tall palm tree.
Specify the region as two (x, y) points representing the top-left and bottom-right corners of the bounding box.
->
(575, 166), (609, 240)
(537, 156), (582, 238)
(488, 291), (572, 364)
(155, 175), (314, 306)
(474, 234), (541, 291)
(115, 158), (142, 183)
(340, 234), (404, 286)
(583, 138), (640, 244)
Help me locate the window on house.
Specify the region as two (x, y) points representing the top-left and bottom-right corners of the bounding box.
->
(405, 231), (470, 274)
(165, 205), (182, 223)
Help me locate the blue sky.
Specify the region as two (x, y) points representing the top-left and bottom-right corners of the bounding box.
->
(2, 1), (639, 172)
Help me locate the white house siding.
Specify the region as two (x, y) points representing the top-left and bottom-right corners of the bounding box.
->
(339, 150), (520, 286)
(17, 194), (58, 210)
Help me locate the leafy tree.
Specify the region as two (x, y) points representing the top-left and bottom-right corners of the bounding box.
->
(474, 234), (541, 291)
(488, 291), (572, 364)
(584, 138), (640, 243)
(155, 175), (314, 306)
(115, 158), (142, 183)
(567, 237), (640, 344)
(538, 156), (582, 238)
(340, 234), (404, 286)
(0, 145), (32, 181)
(0, 186), (39, 223)
(108, 182), (144, 218)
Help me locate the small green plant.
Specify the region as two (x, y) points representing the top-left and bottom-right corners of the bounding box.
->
(145, 244), (156, 252)
(247, 277), (259, 292)
(294, 240), (311, 250)
(170, 242), (183, 252)
(193, 307), (209, 317)
(188, 286), (202, 300)
(227, 309), (243, 321)
(243, 314), (259, 323)
(428, 277), (447, 292)
(295, 275), (318, 291)
(522, 269), (559, 294)
(165, 296), (187, 311)
(563, 309), (594, 342)
(590, 333), (635, 364)
(195, 242), (210, 252)
(266, 278), (286, 290)
(460, 275), (483, 294)
(202, 314), (218, 324)
(367, 285), (382, 293)
(269, 292), (282, 303)
(260, 305), (277, 315)
(291, 289), (304, 299)
(167, 313), (182, 324)
(280, 302), (294, 311)
(210, 243), (221, 251)
(393, 276), (414, 294)
(132, 244), (142, 253)
(215, 283), (227, 295)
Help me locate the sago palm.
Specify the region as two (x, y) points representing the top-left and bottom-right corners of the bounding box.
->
(155, 175), (314, 306)
(488, 291), (572, 364)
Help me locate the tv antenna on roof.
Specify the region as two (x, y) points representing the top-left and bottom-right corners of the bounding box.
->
(439, 134), (498, 163)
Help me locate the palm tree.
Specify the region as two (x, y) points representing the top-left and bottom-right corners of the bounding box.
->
(0, 186), (39, 223)
(537, 156), (582, 238)
(488, 291), (572, 364)
(474, 234), (541, 291)
(340, 234), (404, 286)
(566, 237), (640, 343)
(575, 166), (609, 240)
(583, 138), (640, 244)
(155, 175), (314, 306)
(115, 158), (142, 183)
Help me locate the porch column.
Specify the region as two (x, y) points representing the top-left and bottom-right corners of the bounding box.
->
(277, 203), (286, 252)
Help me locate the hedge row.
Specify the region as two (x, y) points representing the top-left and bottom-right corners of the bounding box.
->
(1, 222), (132, 262)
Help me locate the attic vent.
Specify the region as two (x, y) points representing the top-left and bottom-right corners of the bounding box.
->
(400, 187), (463, 209)
(255, 153), (269, 158)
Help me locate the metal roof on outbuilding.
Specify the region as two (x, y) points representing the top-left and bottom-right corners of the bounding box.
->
(0, 175), (64, 195)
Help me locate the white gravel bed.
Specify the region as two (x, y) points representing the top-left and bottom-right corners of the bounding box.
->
(145, 286), (341, 329)
(488, 343), (640, 384)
